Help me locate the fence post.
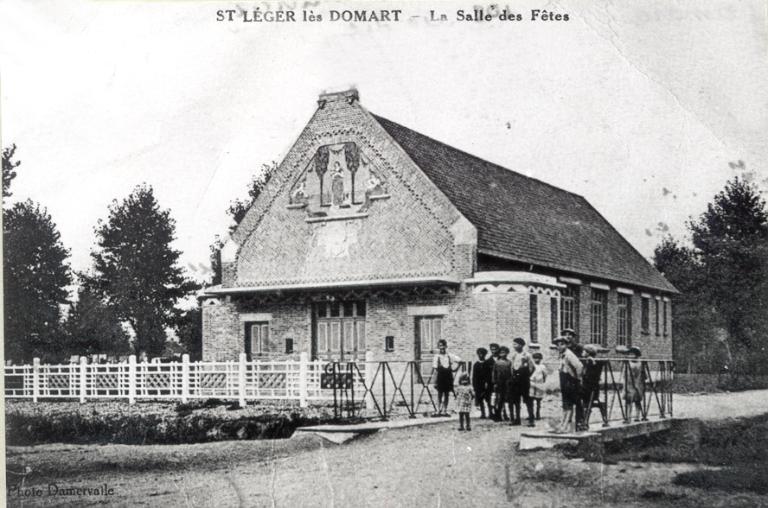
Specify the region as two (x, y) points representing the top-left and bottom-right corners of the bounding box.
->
(238, 353), (247, 408)
(365, 351), (375, 413)
(181, 354), (190, 403)
(128, 355), (137, 404)
(32, 357), (40, 403)
(299, 351), (309, 408)
(79, 357), (87, 403)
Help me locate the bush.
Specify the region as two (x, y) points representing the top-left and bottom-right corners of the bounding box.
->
(5, 400), (337, 445)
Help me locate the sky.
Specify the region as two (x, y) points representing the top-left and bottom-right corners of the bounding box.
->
(1, 0), (766, 286)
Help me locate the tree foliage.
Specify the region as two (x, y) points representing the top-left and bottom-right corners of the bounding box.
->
(226, 161), (277, 231)
(656, 176), (768, 374)
(3, 200), (71, 362)
(208, 161), (277, 285)
(174, 307), (202, 361)
(62, 285), (131, 358)
(86, 184), (194, 356)
(3, 144), (21, 199)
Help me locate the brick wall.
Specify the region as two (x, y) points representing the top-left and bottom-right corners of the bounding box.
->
(222, 91), (475, 289)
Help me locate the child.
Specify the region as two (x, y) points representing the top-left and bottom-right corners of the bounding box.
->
(492, 346), (513, 424)
(624, 346), (645, 423)
(454, 374), (475, 431)
(579, 345), (607, 430)
(472, 347), (494, 419)
(529, 352), (547, 420)
(509, 337), (535, 426)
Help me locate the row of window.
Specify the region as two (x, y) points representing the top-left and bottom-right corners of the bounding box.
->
(246, 291), (670, 357)
(540, 286), (669, 347)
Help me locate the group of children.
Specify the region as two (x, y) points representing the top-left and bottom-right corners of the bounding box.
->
(452, 333), (647, 433)
(452, 339), (547, 431)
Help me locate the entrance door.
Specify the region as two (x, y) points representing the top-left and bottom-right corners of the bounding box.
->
(313, 301), (366, 361)
(414, 316), (443, 377)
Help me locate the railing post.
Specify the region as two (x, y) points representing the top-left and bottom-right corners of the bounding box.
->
(181, 354), (190, 403)
(32, 357), (40, 403)
(79, 357), (87, 403)
(238, 353), (247, 408)
(128, 355), (136, 404)
(364, 351), (375, 413)
(298, 351), (309, 408)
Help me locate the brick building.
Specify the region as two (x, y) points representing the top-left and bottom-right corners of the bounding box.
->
(201, 89), (677, 364)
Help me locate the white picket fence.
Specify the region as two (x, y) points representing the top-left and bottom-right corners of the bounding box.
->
(4, 353), (372, 408)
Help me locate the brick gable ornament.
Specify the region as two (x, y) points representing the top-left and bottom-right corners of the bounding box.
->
(288, 141), (388, 219)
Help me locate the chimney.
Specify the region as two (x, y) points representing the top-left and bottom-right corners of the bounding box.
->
(318, 88), (359, 107)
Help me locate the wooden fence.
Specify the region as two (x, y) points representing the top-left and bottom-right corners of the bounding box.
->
(3, 352), (361, 407)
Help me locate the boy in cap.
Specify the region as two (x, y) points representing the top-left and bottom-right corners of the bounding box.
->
(509, 337), (535, 426)
(472, 347), (494, 419)
(553, 336), (583, 433)
(492, 346), (512, 423)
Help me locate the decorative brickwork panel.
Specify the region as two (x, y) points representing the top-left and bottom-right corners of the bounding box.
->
(228, 97), (475, 288)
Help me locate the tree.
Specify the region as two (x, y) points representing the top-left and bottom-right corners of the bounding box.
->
(174, 307), (202, 360)
(3, 144), (21, 199)
(226, 161), (277, 231)
(62, 285), (131, 357)
(86, 184), (194, 356)
(3, 200), (71, 362)
(653, 237), (721, 373)
(688, 177), (768, 355)
(208, 161), (277, 284)
(660, 175), (768, 375)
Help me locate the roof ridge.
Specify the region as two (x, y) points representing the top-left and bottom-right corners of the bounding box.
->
(371, 113), (585, 201)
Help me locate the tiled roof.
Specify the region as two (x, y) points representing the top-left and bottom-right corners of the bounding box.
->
(373, 114), (677, 293)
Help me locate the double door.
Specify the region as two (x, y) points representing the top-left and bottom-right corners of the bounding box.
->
(313, 301), (366, 361)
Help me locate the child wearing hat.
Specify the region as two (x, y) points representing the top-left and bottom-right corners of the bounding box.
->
(624, 346), (645, 423)
(529, 352), (547, 420)
(454, 374), (475, 431)
(553, 335), (583, 434)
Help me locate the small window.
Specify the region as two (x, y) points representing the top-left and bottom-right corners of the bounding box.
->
(385, 336), (395, 352)
(641, 297), (650, 333)
(317, 302), (327, 318)
(285, 338), (294, 354)
(529, 294), (538, 343)
(655, 299), (660, 336)
(663, 300), (669, 336)
(356, 301), (366, 317)
(330, 302), (340, 317)
(343, 301), (355, 317)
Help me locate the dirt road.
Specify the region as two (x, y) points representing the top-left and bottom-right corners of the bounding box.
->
(6, 390), (768, 507)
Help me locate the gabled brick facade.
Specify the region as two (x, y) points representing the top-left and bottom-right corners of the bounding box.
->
(202, 89), (675, 364)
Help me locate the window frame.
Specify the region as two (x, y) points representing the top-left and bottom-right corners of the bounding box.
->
(590, 288), (608, 346)
(617, 294), (632, 346)
(641, 297), (650, 334)
(529, 294), (539, 344)
(560, 284), (580, 335)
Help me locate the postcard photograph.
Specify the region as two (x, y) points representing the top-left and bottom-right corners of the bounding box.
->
(2, 1), (768, 506)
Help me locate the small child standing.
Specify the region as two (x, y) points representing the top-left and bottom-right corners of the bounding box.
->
(454, 374), (475, 431)
(529, 352), (547, 420)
